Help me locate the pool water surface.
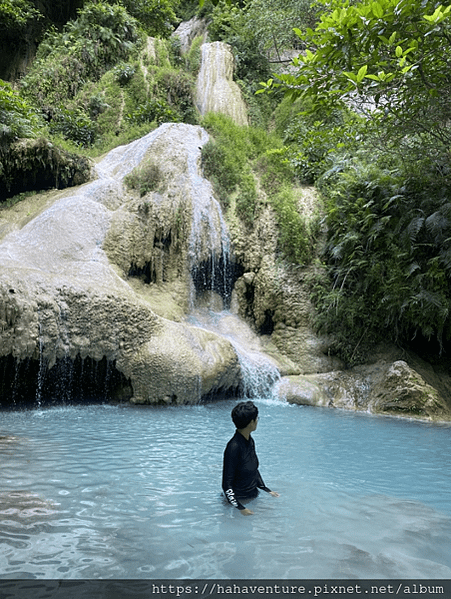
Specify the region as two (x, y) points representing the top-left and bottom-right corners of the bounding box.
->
(0, 399), (450, 579)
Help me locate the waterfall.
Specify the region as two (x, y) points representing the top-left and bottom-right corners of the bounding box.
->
(0, 107), (278, 404)
(188, 310), (280, 399)
(195, 42), (248, 126)
(233, 341), (280, 399)
(175, 119), (280, 398)
(36, 319), (46, 407)
(182, 126), (233, 310)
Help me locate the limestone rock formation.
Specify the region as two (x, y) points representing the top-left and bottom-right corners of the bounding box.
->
(1, 138), (91, 201)
(370, 360), (449, 418)
(196, 42), (248, 126)
(172, 17), (208, 55)
(276, 376), (330, 407)
(230, 201), (341, 375)
(277, 357), (451, 421)
(0, 123), (242, 406)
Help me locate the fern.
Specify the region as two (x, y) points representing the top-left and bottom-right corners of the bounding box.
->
(406, 215), (425, 245)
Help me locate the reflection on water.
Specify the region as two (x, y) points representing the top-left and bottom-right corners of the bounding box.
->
(0, 401), (450, 579)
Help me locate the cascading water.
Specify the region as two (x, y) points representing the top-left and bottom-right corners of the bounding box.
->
(0, 39), (276, 405)
(184, 173), (280, 396)
(196, 41), (248, 126)
(187, 310), (280, 399)
(183, 127), (232, 311)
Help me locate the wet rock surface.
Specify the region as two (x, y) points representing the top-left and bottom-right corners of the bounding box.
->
(0, 124), (243, 405)
(277, 353), (451, 421)
(196, 42), (248, 126)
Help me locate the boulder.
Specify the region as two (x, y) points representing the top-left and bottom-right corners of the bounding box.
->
(124, 320), (240, 404)
(286, 357), (451, 421)
(277, 375), (330, 407)
(370, 360), (450, 418)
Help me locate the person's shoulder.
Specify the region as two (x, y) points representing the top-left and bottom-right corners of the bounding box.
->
(225, 431), (242, 451)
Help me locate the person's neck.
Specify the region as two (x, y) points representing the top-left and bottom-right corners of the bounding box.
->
(237, 427), (251, 440)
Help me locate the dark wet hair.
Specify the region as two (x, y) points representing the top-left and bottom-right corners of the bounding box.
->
(231, 401), (258, 429)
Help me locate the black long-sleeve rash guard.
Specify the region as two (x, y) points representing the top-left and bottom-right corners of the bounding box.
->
(222, 430), (271, 510)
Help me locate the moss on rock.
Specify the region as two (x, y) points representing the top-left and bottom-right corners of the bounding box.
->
(0, 138), (91, 201)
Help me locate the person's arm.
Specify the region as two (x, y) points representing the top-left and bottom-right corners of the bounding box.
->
(256, 470), (271, 493)
(256, 470), (280, 497)
(222, 442), (247, 511)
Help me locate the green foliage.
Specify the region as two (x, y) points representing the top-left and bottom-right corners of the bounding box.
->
(21, 2), (142, 106)
(256, 147), (293, 194)
(262, 0), (451, 162)
(239, 0), (318, 58)
(204, 0), (317, 127)
(257, 148), (317, 263)
(184, 35), (204, 75)
(208, 0), (242, 42)
(124, 162), (164, 196)
(0, 0), (41, 36)
(201, 113), (262, 212)
(312, 152), (451, 363)
(113, 62), (136, 86)
(271, 185), (313, 264)
(14, 1), (201, 154)
(0, 80), (42, 149)
(282, 105), (365, 184)
(49, 107), (96, 147)
(236, 170), (258, 224)
(111, 0), (179, 37)
(156, 68), (197, 123)
(201, 113), (317, 261)
(127, 98), (177, 126)
(87, 93), (110, 120)
(201, 138), (238, 204)
(208, 0), (317, 60)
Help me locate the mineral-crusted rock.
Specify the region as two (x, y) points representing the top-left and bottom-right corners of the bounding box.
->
(172, 17), (208, 55)
(124, 320), (240, 404)
(196, 42), (248, 126)
(370, 360), (449, 418)
(0, 123), (241, 404)
(277, 376), (330, 407)
(230, 202), (340, 375)
(286, 358), (451, 421)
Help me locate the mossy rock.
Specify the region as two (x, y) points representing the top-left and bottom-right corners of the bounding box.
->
(0, 138), (91, 202)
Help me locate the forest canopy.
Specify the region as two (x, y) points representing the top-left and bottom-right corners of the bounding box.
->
(0, 0), (180, 39)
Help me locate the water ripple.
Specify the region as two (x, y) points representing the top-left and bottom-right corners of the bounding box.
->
(0, 402), (450, 579)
